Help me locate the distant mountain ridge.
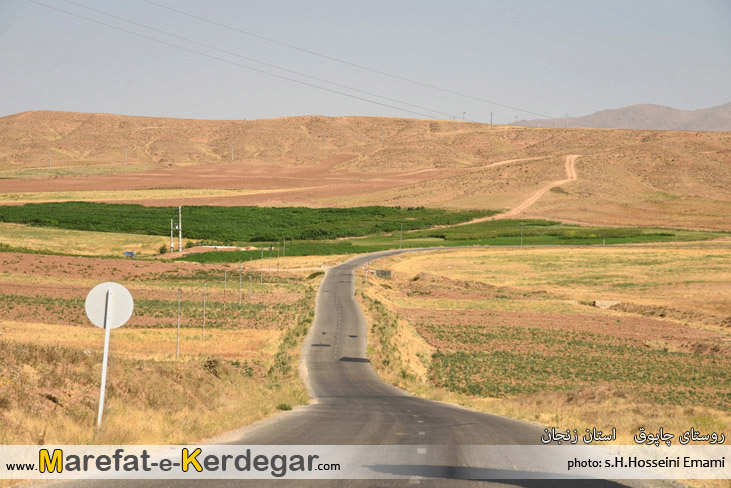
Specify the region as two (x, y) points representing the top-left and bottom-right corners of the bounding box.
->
(517, 103), (731, 131)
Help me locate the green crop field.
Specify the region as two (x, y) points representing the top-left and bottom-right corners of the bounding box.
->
(426, 324), (729, 410)
(0, 203), (723, 263)
(180, 220), (722, 263)
(0, 202), (490, 241)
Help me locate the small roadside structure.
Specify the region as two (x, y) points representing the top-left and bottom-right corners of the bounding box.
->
(593, 300), (620, 309)
(123, 251), (135, 258)
(374, 269), (392, 279)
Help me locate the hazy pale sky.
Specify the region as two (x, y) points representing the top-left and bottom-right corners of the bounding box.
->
(1, 0), (729, 123)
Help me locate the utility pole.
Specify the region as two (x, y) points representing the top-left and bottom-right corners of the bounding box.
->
(490, 112), (493, 129)
(178, 206), (182, 252)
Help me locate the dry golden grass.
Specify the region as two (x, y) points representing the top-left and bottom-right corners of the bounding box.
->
(277, 254), (354, 270)
(0, 187), (323, 204)
(0, 222), (180, 256)
(0, 321), (282, 361)
(383, 243), (731, 329)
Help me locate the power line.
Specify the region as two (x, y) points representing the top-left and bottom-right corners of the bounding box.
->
(143, 0), (559, 120)
(27, 0), (448, 120)
(61, 0), (463, 121)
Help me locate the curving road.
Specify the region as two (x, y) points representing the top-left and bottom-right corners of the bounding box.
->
(236, 249), (543, 447)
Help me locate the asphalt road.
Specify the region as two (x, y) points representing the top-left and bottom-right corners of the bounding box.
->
(237, 248), (545, 447)
(54, 248), (683, 487)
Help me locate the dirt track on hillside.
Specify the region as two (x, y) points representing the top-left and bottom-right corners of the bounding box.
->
(504, 155), (578, 216)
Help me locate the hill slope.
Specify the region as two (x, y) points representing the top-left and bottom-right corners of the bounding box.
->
(0, 110), (729, 231)
(517, 103), (731, 131)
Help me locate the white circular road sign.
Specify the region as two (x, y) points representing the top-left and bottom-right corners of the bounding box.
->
(85, 282), (134, 329)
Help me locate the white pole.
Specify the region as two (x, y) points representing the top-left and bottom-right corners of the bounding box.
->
(202, 281), (206, 338)
(170, 219), (174, 253)
(521, 222), (523, 246)
(178, 206), (182, 252)
(97, 289), (113, 428)
(176, 289), (181, 359)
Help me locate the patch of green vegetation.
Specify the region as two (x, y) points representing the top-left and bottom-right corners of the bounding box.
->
(427, 324), (730, 410)
(0, 202), (490, 241)
(178, 218), (723, 263)
(406, 219), (714, 243)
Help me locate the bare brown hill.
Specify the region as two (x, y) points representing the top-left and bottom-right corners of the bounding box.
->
(0, 110), (729, 231)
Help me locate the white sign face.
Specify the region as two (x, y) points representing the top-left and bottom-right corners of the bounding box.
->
(85, 282), (134, 329)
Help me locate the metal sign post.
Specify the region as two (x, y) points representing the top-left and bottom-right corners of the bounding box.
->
(85, 282), (134, 429)
(98, 289), (112, 428)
